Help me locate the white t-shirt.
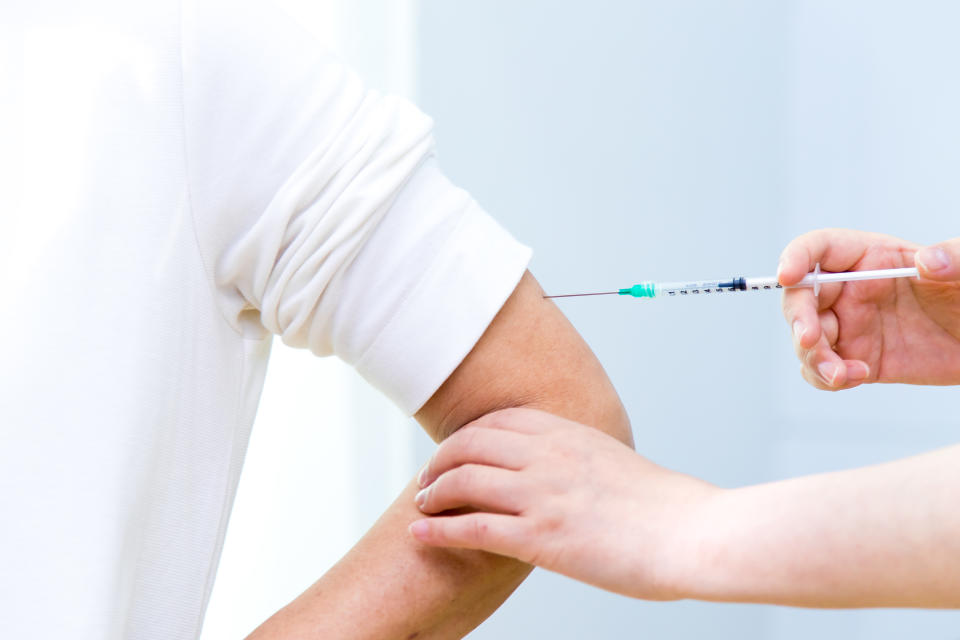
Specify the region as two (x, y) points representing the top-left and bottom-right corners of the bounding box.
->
(0, 2), (530, 638)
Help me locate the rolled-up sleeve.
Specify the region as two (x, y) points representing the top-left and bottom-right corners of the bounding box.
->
(181, 0), (531, 413)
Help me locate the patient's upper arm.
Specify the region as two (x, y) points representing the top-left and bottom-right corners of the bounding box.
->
(415, 270), (633, 445)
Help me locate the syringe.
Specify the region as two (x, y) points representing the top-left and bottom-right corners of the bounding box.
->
(544, 265), (920, 299)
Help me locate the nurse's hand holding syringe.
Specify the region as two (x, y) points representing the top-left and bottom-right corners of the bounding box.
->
(544, 229), (960, 389)
(779, 229), (960, 389)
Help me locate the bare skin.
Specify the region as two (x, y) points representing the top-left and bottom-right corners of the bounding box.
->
(778, 229), (960, 389)
(245, 271), (632, 639)
(411, 409), (711, 601)
(412, 409), (960, 608)
(408, 231), (960, 609)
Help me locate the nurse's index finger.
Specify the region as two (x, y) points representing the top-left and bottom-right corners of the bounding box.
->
(778, 229), (872, 286)
(419, 425), (529, 489)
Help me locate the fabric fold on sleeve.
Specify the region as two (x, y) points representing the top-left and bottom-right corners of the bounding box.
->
(330, 158), (532, 415)
(181, 0), (530, 414)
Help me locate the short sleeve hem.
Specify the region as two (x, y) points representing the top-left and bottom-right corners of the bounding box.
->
(353, 194), (532, 416)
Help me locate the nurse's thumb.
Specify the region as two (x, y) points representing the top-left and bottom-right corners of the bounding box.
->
(915, 238), (960, 281)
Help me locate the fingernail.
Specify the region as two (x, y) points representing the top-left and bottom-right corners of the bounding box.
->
(817, 362), (839, 386)
(777, 258), (785, 280)
(415, 488), (429, 509)
(409, 520), (429, 538)
(847, 361), (870, 380)
(417, 464), (429, 488)
(793, 320), (806, 342)
(916, 247), (950, 273)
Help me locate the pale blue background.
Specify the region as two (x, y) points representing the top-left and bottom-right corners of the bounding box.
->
(415, 1), (960, 638)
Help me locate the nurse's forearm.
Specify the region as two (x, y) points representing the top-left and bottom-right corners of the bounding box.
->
(687, 444), (960, 608)
(246, 271), (632, 638)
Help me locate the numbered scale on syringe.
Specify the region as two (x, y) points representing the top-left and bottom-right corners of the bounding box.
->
(655, 278), (783, 297)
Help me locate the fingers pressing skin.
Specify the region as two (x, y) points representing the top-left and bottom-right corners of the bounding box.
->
(418, 424), (530, 489)
(416, 464), (524, 515)
(467, 406), (559, 435)
(916, 238), (960, 282)
(409, 410), (719, 601)
(409, 514), (534, 562)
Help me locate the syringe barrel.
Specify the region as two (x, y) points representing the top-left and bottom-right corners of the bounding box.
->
(742, 276), (782, 291)
(656, 280), (737, 296)
(620, 266), (918, 300)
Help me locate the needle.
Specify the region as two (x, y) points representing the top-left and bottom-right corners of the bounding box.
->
(544, 291), (619, 299)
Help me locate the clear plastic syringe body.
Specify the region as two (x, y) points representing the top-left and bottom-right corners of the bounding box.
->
(657, 279), (746, 297)
(620, 277), (776, 298)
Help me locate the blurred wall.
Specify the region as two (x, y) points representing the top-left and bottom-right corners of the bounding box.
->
(416, 1), (960, 638)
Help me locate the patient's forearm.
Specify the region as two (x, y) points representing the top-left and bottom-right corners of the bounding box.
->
(245, 477), (532, 639)
(690, 444), (960, 608)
